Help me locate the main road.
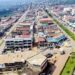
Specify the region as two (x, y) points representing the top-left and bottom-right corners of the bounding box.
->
(45, 9), (75, 48)
(45, 9), (75, 75)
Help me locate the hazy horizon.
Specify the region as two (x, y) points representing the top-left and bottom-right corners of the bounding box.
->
(0, 0), (32, 9)
(0, 0), (75, 10)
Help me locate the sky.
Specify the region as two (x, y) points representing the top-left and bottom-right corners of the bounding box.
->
(0, 0), (29, 5)
(0, 0), (32, 9)
(0, 0), (74, 10)
(0, 0), (36, 5)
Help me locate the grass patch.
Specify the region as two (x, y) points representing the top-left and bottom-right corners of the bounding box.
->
(60, 53), (75, 75)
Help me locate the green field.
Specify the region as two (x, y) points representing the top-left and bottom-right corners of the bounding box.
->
(60, 53), (75, 75)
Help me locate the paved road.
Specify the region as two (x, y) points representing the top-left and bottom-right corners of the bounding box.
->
(45, 9), (75, 75)
(51, 12), (75, 35)
(52, 52), (70, 75)
(48, 10), (75, 47)
(54, 16), (75, 49)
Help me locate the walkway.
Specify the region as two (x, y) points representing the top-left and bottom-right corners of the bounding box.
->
(52, 52), (70, 75)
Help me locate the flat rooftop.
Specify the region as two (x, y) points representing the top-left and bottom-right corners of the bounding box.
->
(27, 54), (46, 66)
(5, 35), (33, 41)
(3, 72), (18, 75)
(0, 51), (39, 64)
(18, 22), (32, 26)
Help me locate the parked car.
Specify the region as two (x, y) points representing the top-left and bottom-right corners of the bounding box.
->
(46, 53), (53, 58)
(60, 51), (65, 55)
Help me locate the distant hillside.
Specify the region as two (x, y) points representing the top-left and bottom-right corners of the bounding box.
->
(33, 0), (75, 5)
(48, 0), (75, 4)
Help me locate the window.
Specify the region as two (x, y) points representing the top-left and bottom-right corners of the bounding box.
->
(15, 41), (18, 43)
(6, 43), (10, 45)
(6, 41), (10, 43)
(28, 40), (31, 43)
(23, 40), (27, 42)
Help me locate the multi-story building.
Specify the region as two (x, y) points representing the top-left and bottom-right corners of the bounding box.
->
(5, 35), (33, 50)
(0, 51), (47, 75)
(0, 17), (17, 36)
(4, 22), (34, 51)
(35, 10), (67, 49)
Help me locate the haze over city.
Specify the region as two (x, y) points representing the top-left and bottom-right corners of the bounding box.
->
(0, 0), (75, 75)
(0, 0), (31, 9)
(0, 0), (75, 9)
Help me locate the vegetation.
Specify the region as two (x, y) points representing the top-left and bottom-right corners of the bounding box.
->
(53, 19), (75, 40)
(45, 10), (75, 75)
(60, 53), (75, 75)
(45, 9), (75, 41)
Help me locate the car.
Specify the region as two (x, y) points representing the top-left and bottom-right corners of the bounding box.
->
(46, 53), (53, 58)
(60, 51), (65, 55)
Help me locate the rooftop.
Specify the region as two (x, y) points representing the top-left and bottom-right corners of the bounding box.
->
(39, 18), (52, 23)
(27, 54), (47, 66)
(0, 50), (46, 66)
(5, 35), (33, 41)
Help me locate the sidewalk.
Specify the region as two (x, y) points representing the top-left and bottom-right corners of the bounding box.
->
(52, 53), (70, 75)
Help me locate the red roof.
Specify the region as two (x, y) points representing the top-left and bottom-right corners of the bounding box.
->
(40, 18), (52, 23)
(36, 37), (45, 42)
(16, 27), (30, 31)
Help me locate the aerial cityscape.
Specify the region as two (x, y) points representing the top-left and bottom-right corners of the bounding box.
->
(0, 0), (75, 75)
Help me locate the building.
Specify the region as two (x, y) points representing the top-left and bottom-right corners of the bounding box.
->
(4, 22), (34, 51)
(27, 54), (47, 73)
(36, 10), (67, 49)
(39, 18), (52, 23)
(0, 16), (17, 37)
(35, 37), (47, 48)
(0, 51), (47, 75)
(69, 23), (75, 31)
(5, 36), (33, 50)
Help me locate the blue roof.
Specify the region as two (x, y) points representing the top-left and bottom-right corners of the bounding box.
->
(47, 37), (58, 43)
(56, 35), (66, 41)
(47, 35), (66, 43)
